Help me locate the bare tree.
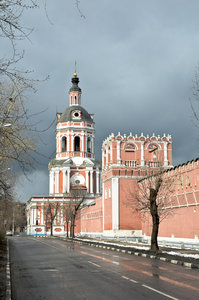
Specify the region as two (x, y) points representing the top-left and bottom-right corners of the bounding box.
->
(44, 201), (60, 236)
(12, 201), (26, 232)
(131, 167), (176, 252)
(70, 185), (87, 238)
(0, 0), (43, 88)
(0, 1), (84, 87)
(0, 195), (13, 233)
(0, 83), (39, 173)
(63, 202), (73, 238)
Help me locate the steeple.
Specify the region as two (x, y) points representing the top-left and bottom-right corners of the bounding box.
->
(74, 61), (77, 77)
(69, 62), (82, 106)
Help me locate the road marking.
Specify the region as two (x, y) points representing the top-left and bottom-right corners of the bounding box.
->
(112, 261), (120, 265)
(122, 276), (129, 280)
(129, 279), (138, 283)
(122, 275), (138, 284)
(142, 285), (179, 300)
(30, 238), (199, 293)
(43, 269), (58, 272)
(113, 255), (119, 258)
(88, 261), (101, 268)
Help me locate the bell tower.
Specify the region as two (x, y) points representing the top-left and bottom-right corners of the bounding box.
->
(55, 64), (95, 160)
(48, 64), (101, 197)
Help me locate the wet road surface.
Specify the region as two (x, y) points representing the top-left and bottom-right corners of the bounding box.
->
(9, 237), (199, 300)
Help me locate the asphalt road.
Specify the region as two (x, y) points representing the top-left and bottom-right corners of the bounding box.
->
(9, 237), (199, 300)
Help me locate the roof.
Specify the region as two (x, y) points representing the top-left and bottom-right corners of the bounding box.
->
(59, 105), (93, 123)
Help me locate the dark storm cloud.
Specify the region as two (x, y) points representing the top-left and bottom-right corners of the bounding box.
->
(6, 0), (199, 201)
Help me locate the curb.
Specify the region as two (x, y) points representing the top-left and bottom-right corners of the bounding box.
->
(6, 239), (11, 300)
(73, 239), (199, 270)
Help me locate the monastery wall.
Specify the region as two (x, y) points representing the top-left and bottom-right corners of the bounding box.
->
(141, 158), (199, 240)
(76, 197), (103, 235)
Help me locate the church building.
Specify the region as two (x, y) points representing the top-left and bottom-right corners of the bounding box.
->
(27, 67), (199, 242)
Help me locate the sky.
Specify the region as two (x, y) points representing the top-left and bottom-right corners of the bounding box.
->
(3, 0), (199, 202)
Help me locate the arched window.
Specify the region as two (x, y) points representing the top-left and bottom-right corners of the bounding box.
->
(125, 143), (136, 152)
(75, 95), (77, 104)
(74, 136), (80, 151)
(87, 137), (91, 153)
(62, 137), (67, 152)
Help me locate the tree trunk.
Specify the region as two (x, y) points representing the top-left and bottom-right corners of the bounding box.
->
(50, 222), (53, 236)
(151, 213), (159, 252)
(71, 214), (75, 238)
(150, 188), (160, 252)
(70, 219), (73, 238)
(66, 222), (69, 238)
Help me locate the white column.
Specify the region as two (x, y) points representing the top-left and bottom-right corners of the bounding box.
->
(67, 169), (70, 193)
(99, 172), (102, 193)
(90, 170), (93, 194)
(55, 170), (59, 194)
(164, 142), (168, 166)
(92, 136), (94, 157)
(110, 143), (112, 163)
(85, 134), (87, 153)
(56, 132), (60, 153)
(67, 133), (69, 152)
(86, 170), (89, 193)
(141, 141), (145, 167)
(49, 171), (54, 195)
(61, 202), (63, 224)
(31, 206), (34, 225)
(106, 146), (109, 167)
(63, 169), (67, 193)
(117, 141), (121, 164)
(96, 169), (99, 194)
(81, 132), (84, 154)
(112, 178), (119, 231)
(71, 132), (74, 152)
(33, 207), (36, 225)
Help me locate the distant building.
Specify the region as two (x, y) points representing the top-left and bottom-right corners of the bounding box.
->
(27, 69), (199, 242)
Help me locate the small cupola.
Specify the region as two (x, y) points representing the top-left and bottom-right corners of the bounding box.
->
(69, 62), (82, 106)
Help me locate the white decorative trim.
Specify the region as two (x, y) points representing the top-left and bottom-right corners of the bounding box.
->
(141, 141), (145, 167)
(86, 170), (89, 193)
(90, 170), (93, 194)
(117, 141), (121, 164)
(55, 171), (59, 194)
(146, 142), (162, 150)
(63, 168), (67, 193)
(112, 178), (119, 230)
(164, 141), (168, 166)
(67, 169), (70, 193)
(49, 171), (54, 195)
(102, 182), (105, 231)
(96, 170), (99, 194)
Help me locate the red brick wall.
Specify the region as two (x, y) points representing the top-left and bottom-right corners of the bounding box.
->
(119, 178), (142, 230)
(78, 197), (103, 233)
